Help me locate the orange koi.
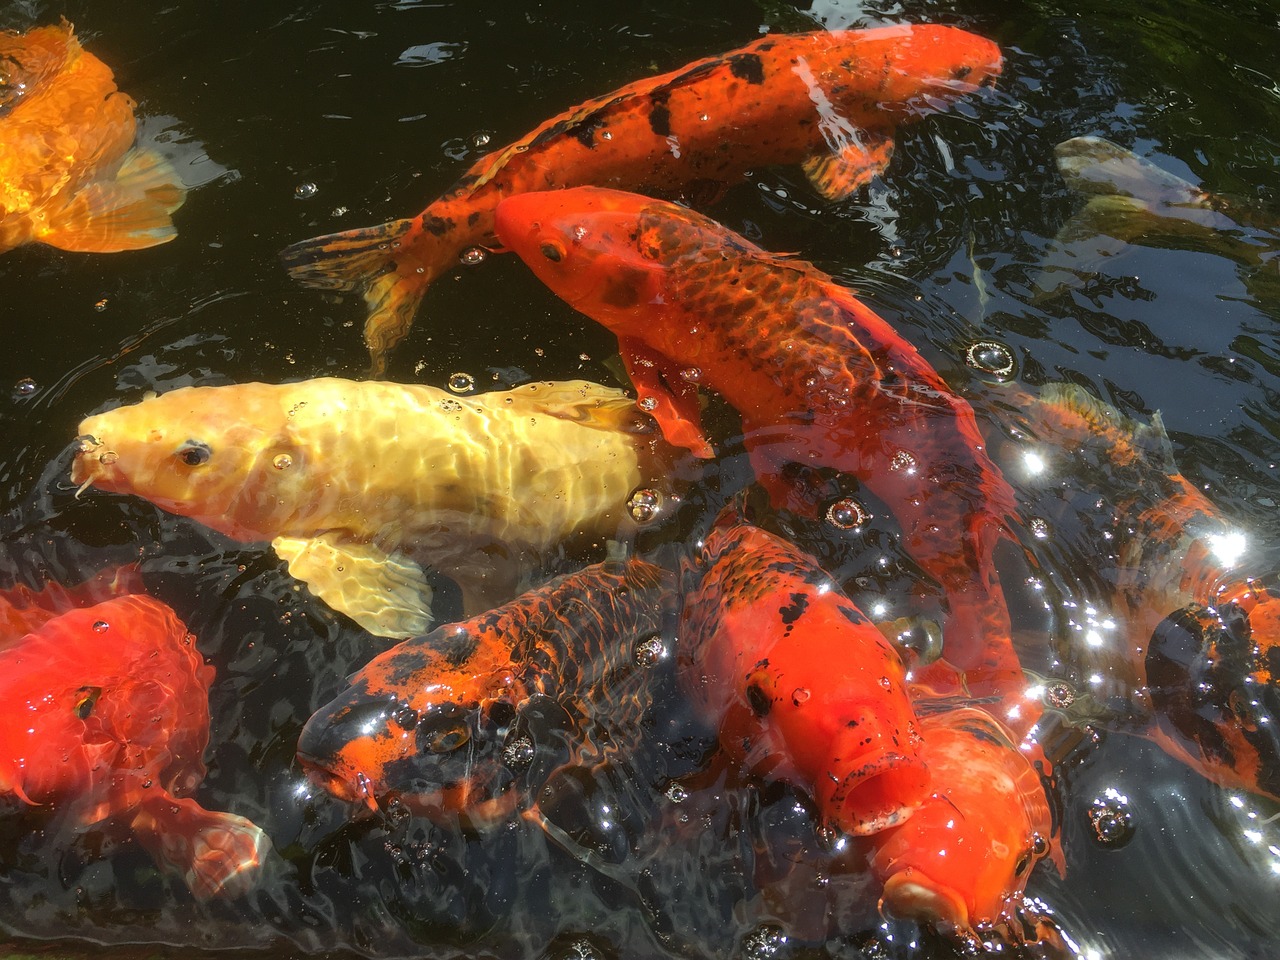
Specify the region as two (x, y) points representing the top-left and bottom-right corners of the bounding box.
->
(280, 24), (1001, 374)
(678, 520), (930, 836)
(0, 582), (266, 899)
(297, 558), (672, 829)
(869, 706), (1059, 937)
(1002, 382), (1280, 799)
(495, 186), (1029, 725)
(0, 21), (185, 253)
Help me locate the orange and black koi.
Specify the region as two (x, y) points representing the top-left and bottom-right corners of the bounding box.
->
(297, 558), (673, 826)
(496, 186), (1030, 727)
(281, 24), (1001, 374)
(678, 519), (930, 837)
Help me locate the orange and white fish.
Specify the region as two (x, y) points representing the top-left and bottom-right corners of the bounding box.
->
(0, 579), (265, 899)
(0, 21), (185, 253)
(70, 378), (677, 638)
(281, 24), (1002, 374)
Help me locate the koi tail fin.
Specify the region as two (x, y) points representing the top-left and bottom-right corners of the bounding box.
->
(132, 793), (269, 900)
(279, 218), (428, 376)
(39, 147), (186, 252)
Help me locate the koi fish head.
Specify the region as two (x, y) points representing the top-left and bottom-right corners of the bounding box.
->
(0, 595), (209, 814)
(860, 23), (1003, 115)
(297, 628), (526, 824)
(871, 707), (1058, 935)
(496, 187), (732, 341)
(0, 20), (77, 111)
(71, 384), (311, 542)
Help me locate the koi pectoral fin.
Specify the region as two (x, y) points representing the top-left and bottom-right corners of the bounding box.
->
(131, 793), (269, 900)
(39, 147), (186, 252)
(619, 339), (713, 458)
(272, 533), (434, 639)
(802, 131), (894, 201)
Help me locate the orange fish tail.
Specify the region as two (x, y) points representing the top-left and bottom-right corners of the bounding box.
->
(280, 218), (437, 375)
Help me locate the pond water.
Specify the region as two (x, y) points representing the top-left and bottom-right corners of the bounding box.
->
(2, 0), (1279, 958)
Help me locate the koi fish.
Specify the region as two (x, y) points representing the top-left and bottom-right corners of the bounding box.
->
(281, 24), (1002, 374)
(998, 382), (1280, 799)
(495, 186), (1029, 722)
(869, 706), (1059, 936)
(0, 563), (141, 643)
(1033, 136), (1279, 302)
(0, 20), (185, 253)
(678, 519), (930, 836)
(297, 558), (672, 834)
(70, 378), (676, 638)
(0, 583), (266, 899)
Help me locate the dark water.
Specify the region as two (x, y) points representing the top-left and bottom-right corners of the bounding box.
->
(2, 0), (1279, 958)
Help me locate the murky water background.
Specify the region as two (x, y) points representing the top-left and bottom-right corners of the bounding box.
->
(2, 0), (1279, 957)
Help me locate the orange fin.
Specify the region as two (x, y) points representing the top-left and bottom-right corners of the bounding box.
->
(40, 148), (186, 252)
(619, 339), (713, 458)
(802, 132), (894, 201)
(132, 793), (269, 900)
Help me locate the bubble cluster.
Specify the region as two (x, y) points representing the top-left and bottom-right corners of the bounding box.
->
(634, 634), (667, 667)
(293, 181), (318, 200)
(1087, 790), (1135, 847)
(447, 372), (476, 394)
(626, 487), (663, 524)
(502, 736), (535, 768)
(740, 923), (788, 960)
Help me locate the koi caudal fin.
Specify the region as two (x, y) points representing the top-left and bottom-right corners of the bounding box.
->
(280, 218), (428, 376)
(131, 793), (269, 900)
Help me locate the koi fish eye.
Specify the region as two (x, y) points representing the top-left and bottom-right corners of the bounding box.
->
(421, 720), (471, 754)
(539, 240), (566, 262)
(176, 440), (212, 467)
(74, 685), (102, 719)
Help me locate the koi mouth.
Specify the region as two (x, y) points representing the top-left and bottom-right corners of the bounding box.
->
(70, 434), (117, 496)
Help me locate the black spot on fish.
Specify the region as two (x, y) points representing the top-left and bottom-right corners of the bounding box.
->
(778, 592), (809, 627)
(570, 108), (610, 149)
(837, 602), (870, 627)
(648, 91), (672, 138)
(467, 211), (482, 227)
(422, 215), (453, 237)
(747, 683), (772, 717)
(953, 65), (973, 80)
(728, 53), (765, 85)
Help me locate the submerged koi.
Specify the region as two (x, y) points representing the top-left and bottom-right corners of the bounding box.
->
(678, 520), (930, 836)
(296, 558), (672, 831)
(281, 24), (1001, 373)
(0, 582), (265, 898)
(0, 20), (185, 253)
(495, 186), (1028, 722)
(70, 378), (676, 638)
(997, 381), (1280, 799)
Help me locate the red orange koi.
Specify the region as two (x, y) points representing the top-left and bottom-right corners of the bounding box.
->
(281, 24), (1001, 374)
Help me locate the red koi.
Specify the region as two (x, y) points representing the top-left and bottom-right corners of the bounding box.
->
(678, 520), (930, 836)
(0, 584), (266, 899)
(280, 24), (1001, 374)
(495, 186), (1029, 726)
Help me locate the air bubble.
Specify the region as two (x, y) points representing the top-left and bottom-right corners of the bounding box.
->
(502, 736), (535, 768)
(1087, 792), (1135, 847)
(634, 635), (667, 667)
(637, 396), (658, 412)
(98, 451), (119, 465)
(1029, 517), (1050, 540)
(12, 378), (36, 398)
(294, 181), (318, 200)
(626, 488), (663, 524)
(825, 497), (870, 530)
(791, 688), (810, 706)
(459, 246), (488, 266)
(1046, 681), (1075, 709)
(273, 454), (293, 470)
(92, 621), (109, 633)
(93, 299), (109, 312)
(665, 782), (688, 803)
(448, 372), (476, 393)
(679, 367), (701, 382)
(889, 450), (916, 472)
(470, 131), (492, 149)
(965, 340), (1016, 380)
